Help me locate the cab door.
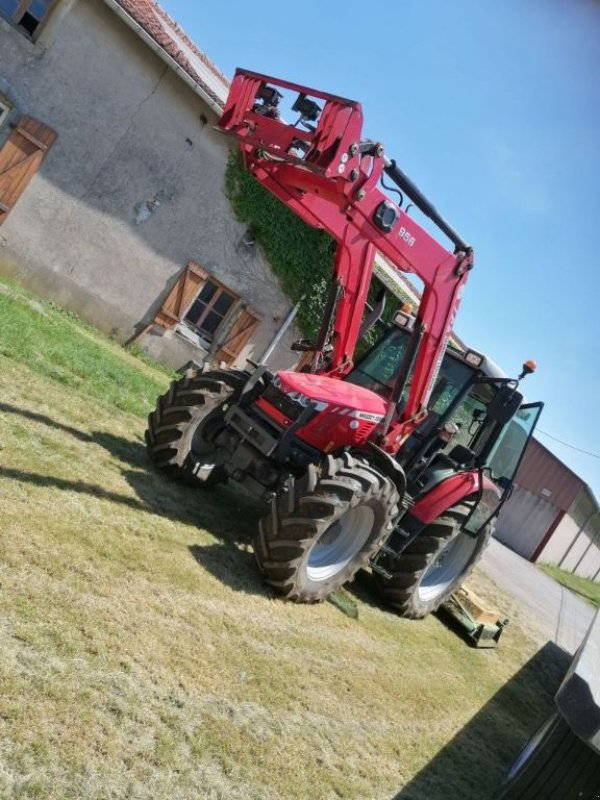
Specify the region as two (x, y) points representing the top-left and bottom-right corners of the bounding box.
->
(487, 402), (544, 485)
(464, 402), (544, 534)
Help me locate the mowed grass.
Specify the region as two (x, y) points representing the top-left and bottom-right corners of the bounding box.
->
(0, 279), (567, 800)
(540, 563), (600, 608)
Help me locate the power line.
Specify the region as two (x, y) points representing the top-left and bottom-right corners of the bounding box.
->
(537, 429), (600, 460)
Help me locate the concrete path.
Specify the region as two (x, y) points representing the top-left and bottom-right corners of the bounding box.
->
(479, 538), (595, 655)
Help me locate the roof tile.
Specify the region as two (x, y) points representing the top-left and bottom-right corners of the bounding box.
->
(114, 0), (229, 107)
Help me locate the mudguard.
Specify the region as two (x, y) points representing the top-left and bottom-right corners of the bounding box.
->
(411, 470), (500, 526)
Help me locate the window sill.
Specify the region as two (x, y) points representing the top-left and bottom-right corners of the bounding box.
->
(0, 14), (37, 43)
(175, 321), (211, 352)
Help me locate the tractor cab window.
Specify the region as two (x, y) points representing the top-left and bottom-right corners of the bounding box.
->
(436, 378), (496, 452)
(347, 328), (410, 396)
(348, 328), (473, 418)
(485, 403), (542, 482)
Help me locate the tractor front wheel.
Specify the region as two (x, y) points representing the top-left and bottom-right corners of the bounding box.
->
(145, 368), (246, 486)
(254, 452), (400, 602)
(374, 503), (494, 619)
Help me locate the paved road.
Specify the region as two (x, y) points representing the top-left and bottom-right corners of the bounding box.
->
(479, 538), (595, 655)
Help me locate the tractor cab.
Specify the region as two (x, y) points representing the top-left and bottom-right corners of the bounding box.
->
(347, 309), (543, 518)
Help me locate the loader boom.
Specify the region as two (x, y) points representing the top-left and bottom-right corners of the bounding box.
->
(147, 67), (541, 612)
(218, 69), (474, 448)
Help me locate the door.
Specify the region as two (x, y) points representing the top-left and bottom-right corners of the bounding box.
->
(465, 402), (544, 534)
(487, 402), (544, 485)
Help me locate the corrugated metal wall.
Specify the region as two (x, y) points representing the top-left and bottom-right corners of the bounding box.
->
(538, 486), (600, 580)
(495, 486), (560, 559)
(514, 439), (583, 510)
(495, 438), (600, 582)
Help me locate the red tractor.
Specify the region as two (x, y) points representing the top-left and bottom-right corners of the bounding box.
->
(145, 70), (542, 617)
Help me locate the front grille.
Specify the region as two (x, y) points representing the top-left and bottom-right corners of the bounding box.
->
(262, 384), (302, 421)
(225, 406), (280, 457)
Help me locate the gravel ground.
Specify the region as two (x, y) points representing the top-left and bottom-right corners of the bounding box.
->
(481, 538), (595, 654)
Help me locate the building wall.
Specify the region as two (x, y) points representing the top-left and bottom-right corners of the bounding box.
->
(495, 485), (560, 560)
(496, 444), (600, 582)
(492, 436), (600, 580)
(0, 0), (299, 370)
(537, 488), (600, 582)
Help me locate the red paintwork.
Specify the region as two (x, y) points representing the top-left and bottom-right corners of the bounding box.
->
(255, 372), (385, 452)
(296, 411), (377, 452)
(254, 397), (294, 429)
(219, 70), (473, 456)
(278, 371), (387, 415)
(411, 472), (500, 525)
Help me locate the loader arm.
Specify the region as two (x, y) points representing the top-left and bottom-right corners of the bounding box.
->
(218, 69), (473, 451)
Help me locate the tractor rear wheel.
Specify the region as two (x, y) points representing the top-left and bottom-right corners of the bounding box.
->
(254, 452), (400, 602)
(145, 368), (246, 486)
(374, 502), (494, 619)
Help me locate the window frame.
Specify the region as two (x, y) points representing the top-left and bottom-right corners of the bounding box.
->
(148, 261), (260, 364)
(183, 275), (238, 342)
(0, 0), (58, 41)
(0, 98), (12, 131)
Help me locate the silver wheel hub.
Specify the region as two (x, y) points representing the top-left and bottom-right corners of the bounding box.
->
(306, 505), (375, 583)
(418, 532), (479, 603)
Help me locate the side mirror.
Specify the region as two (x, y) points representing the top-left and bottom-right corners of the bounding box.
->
(487, 385), (523, 425)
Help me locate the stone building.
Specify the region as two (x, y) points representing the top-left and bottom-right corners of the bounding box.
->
(0, 0), (300, 369)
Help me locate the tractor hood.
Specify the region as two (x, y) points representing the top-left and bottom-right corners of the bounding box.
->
(277, 371), (387, 418)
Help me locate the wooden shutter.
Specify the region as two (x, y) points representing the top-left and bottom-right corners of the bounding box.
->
(154, 261), (208, 329)
(216, 306), (261, 364)
(0, 115), (57, 225)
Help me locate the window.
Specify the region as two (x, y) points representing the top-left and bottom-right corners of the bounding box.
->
(0, 98), (11, 130)
(486, 403), (543, 482)
(150, 261), (262, 364)
(184, 277), (237, 339)
(348, 327), (473, 415)
(347, 328), (410, 396)
(0, 0), (56, 38)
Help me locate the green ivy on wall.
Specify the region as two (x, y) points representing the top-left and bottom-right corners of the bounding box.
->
(225, 149), (412, 346)
(225, 149), (335, 339)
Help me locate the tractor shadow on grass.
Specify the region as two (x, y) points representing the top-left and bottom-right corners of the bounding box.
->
(122, 470), (272, 598)
(389, 640), (571, 800)
(0, 401), (148, 468)
(0, 401), (270, 596)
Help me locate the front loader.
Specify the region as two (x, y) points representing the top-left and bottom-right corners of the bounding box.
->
(145, 70), (542, 617)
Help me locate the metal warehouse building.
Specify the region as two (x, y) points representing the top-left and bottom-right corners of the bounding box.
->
(496, 438), (600, 581)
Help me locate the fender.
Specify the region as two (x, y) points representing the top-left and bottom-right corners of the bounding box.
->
(411, 470), (500, 526)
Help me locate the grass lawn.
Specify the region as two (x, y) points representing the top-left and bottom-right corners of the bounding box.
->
(540, 563), (600, 608)
(0, 279), (568, 800)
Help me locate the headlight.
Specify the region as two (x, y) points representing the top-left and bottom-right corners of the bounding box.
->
(287, 390), (311, 407)
(465, 350), (483, 368)
(272, 375), (282, 389)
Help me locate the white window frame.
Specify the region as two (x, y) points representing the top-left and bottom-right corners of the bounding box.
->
(0, 99), (11, 130)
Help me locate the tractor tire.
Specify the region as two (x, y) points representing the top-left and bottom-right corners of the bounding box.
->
(145, 368), (247, 486)
(374, 502), (494, 619)
(254, 451), (400, 602)
(498, 713), (600, 798)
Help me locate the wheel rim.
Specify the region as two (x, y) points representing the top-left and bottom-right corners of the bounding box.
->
(306, 506), (375, 583)
(418, 531), (479, 603)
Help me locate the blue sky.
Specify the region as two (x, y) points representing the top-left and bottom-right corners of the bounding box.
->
(161, 0), (600, 497)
